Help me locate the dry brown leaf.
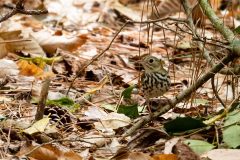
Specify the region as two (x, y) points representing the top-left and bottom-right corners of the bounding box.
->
(21, 16), (44, 30)
(0, 59), (19, 78)
(17, 59), (55, 79)
(112, 0), (143, 21)
(0, 30), (46, 57)
(0, 37), (8, 58)
(128, 152), (153, 160)
(150, 0), (222, 26)
(32, 30), (88, 56)
(152, 154), (177, 160)
(173, 141), (200, 160)
(152, 0), (239, 27)
(16, 143), (83, 160)
(93, 112), (131, 132)
(150, 0), (197, 18)
(201, 149), (240, 160)
(113, 151), (153, 160)
(54, 49), (83, 75)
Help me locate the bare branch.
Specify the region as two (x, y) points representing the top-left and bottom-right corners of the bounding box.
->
(0, 0), (48, 23)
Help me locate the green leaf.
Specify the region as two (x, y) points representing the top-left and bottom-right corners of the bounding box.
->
(184, 139), (215, 155)
(117, 104), (139, 119)
(0, 115), (6, 121)
(233, 25), (240, 34)
(46, 97), (80, 112)
(224, 109), (240, 127)
(47, 97), (74, 106)
(121, 85), (135, 99)
(223, 125), (240, 148)
(164, 117), (207, 133)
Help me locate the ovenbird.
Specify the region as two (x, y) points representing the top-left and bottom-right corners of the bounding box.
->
(140, 55), (170, 100)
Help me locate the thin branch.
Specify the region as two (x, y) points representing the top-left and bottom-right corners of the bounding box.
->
(35, 78), (51, 121)
(211, 75), (226, 108)
(0, 76), (10, 89)
(0, 0), (48, 23)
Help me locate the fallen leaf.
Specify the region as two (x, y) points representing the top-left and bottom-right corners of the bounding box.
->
(0, 30), (46, 57)
(23, 117), (50, 134)
(17, 59), (44, 77)
(94, 112), (131, 132)
(114, 151), (153, 160)
(17, 59), (55, 79)
(201, 149), (240, 160)
(0, 59), (19, 78)
(17, 143), (82, 160)
(0, 37), (8, 58)
(152, 154), (177, 160)
(32, 30), (88, 55)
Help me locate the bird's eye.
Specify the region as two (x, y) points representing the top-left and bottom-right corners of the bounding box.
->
(149, 58), (154, 63)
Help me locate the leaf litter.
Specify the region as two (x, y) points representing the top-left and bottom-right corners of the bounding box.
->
(0, 0), (239, 159)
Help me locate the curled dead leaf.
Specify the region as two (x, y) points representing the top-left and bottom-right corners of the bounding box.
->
(17, 59), (55, 80)
(32, 30), (88, 56)
(16, 143), (83, 160)
(113, 151), (153, 160)
(0, 30), (46, 57)
(0, 59), (19, 77)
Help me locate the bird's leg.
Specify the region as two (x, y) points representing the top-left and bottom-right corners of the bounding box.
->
(147, 99), (152, 113)
(141, 98), (152, 113)
(146, 98), (152, 114)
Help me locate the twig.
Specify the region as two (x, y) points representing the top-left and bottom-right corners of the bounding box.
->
(35, 78), (51, 121)
(211, 74), (226, 108)
(215, 125), (220, 148)
(0, 39), (31, 44)
(0, 0), (48, 23)
(0, 76), (10, 89)
(3, 4), (48, 15)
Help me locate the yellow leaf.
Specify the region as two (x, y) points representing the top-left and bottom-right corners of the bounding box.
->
(17, 59), (44, 77)
(23, 117), (50, 135)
